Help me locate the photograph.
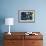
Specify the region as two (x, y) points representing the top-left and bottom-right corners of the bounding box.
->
(18, 10), (35, 23)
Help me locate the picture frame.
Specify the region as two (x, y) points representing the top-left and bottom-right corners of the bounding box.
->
(18, 10), (35, 23)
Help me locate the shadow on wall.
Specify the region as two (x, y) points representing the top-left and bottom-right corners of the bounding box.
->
(0, 16), (5, 46)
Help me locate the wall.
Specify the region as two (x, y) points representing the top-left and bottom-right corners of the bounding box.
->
(0, 0), (46, 32)
(0, 0), (46, 46)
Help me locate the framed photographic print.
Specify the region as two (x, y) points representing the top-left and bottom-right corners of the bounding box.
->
(18, 10), (35, 23)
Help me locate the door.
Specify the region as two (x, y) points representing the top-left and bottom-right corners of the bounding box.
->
(24, 40), (43, 46)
